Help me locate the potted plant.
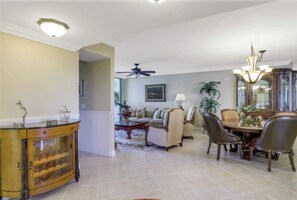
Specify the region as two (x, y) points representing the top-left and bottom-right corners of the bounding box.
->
(199, 81), (221, 113)
(199, 81), (221, 133)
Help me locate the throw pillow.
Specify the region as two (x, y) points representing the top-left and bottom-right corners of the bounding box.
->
(153, 109), (162, 119)
(136, 108), (146, 118)
(130, 109), (136, 117)
(162, 110), (170, 127)
(160, 109), (170, 119)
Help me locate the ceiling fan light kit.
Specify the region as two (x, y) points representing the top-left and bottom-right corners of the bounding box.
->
(116, 63), (156, 78)
(147, 0), (167, 4)
(37, 18), (69, 37)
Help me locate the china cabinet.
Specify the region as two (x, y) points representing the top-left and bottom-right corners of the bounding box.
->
(236, 68), (293, 119)
(292, 71), (297, 111)
(0, 120), (80, 200)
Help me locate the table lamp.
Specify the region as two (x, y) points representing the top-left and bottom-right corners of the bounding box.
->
(175, 92), (186, 110)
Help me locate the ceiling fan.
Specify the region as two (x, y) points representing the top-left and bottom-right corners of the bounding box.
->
(116, 63), (156, 77)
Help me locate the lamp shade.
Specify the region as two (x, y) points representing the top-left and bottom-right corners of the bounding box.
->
(175, 93), (186, 101)
(37, 18), (69, 37)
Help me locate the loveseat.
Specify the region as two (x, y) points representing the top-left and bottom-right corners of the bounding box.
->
(128, 107), (170, 124)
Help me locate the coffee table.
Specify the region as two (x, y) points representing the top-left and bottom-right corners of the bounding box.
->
(114, 121), (148, 139)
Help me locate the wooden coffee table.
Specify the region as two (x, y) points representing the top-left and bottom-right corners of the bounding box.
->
(114, 121), (148, 139)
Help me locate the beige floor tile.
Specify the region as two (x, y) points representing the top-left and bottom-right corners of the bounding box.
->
(5, 128), (297, 200)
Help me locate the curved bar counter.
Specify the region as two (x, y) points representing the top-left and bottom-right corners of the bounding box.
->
(0, 120), (80, 200)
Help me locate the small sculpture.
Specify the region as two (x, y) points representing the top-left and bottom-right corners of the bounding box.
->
(60, 105), (70, 121)
(16, 100), (27, 127)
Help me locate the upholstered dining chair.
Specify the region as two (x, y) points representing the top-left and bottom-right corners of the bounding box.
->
(221, 109), (241, 152)
(147, 108), (184, 151)
(274, 111), (297, 116)
(221, 109), (240, 121)
(249, 115), (297, 172)
(202, 112), (243, 160)
(183, 106), (197, 139)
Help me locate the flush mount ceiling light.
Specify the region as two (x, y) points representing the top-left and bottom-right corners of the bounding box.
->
(37, 18), (69, 37)
(233, 45), (272, 84)
(147, 0), (167, 4)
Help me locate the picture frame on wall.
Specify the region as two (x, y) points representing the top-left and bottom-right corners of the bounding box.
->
(79, 79), (84, 96)
(145, 84), (166, 102)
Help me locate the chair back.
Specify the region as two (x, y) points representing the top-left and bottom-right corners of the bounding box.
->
(274, 111), (297, 117)
(186, 106), (197, 122)
(255, 116), (297, 153)
(221, 109), (239, 121)
(202, 112), (237, 144)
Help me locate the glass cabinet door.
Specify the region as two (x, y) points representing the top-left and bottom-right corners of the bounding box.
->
(280, 77), (290, 111)
(28, 134), (74, 189)
(293, 71), (297, 111)
(252, 78), (272, 109)
(236, 78), (245, 108)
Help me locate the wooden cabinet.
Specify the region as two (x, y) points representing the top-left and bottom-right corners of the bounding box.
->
(236, 68), (293, 119)
(0, 121), (80, 200)
(292, 71), (297, 111)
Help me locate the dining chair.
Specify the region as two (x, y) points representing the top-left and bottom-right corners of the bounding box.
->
(221, 109), (241, 152)
(274, 111), (297, 116)
(249, 115), (297, 172)
(202, 112), (243, 160)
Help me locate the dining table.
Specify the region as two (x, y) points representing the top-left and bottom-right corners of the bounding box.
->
(222, 120), (265, 159)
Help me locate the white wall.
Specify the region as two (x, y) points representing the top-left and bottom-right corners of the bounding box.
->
(123, 70), (237, 125)
(0, 32), (79, 124)
(78, 44), (115, 157)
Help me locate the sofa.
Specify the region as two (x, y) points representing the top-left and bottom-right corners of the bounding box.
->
(128, 107), (170, 124)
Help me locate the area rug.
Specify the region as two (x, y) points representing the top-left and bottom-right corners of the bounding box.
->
(115, 129), (157, 151)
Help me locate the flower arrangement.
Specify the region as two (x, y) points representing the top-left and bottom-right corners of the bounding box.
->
(237, 105), (262, 127)
(115, 100), (131, 122)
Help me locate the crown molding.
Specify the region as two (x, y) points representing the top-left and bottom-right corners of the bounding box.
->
(0, 20), (81, 52)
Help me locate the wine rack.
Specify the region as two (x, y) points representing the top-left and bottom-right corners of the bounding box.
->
(0, 121), (80, 200)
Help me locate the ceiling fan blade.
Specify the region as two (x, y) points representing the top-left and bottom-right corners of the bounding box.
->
(127, 73), (135, 76)
(116, 71), (131, 73)
(141, 71), (156, 73)
(139, 72), (151, 76)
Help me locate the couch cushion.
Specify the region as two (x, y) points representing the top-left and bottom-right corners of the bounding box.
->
(149, 118), (163, 124)
(153, 109), (162, 119)
(137, 117), (151, 123)
(129, 117), (138, 122)
(136, 108), (146, 118)
(145, 107), (158, 118)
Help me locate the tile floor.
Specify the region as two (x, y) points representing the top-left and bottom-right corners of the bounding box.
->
(5, 128), (297, 200)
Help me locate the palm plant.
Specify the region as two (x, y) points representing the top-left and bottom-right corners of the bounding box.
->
(199, 81), (221, 114)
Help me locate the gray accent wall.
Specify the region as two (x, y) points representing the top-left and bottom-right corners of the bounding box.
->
(123, 70), (237, 126)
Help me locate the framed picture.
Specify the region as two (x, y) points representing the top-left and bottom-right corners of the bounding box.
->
(145, 84), (166, 102)
(79, 79), (84, 96)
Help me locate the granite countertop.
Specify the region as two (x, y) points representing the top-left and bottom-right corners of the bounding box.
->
(0, 119), (80, 130)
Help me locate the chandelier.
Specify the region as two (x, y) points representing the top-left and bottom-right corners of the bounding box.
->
(233, 45), (272, 84)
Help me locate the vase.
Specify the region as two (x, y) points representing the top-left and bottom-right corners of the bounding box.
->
(124, 117), (129, 123)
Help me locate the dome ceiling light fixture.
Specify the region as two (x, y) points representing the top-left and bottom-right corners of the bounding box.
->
(37, 18), (69, 37)
(233, 45), (272, 84)
(147, 0), (167, 4)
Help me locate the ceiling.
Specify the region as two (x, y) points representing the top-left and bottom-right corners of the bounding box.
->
(1, 0), (297, 77)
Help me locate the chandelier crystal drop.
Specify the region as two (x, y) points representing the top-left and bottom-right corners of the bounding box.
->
(233, 45), (272, 84)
